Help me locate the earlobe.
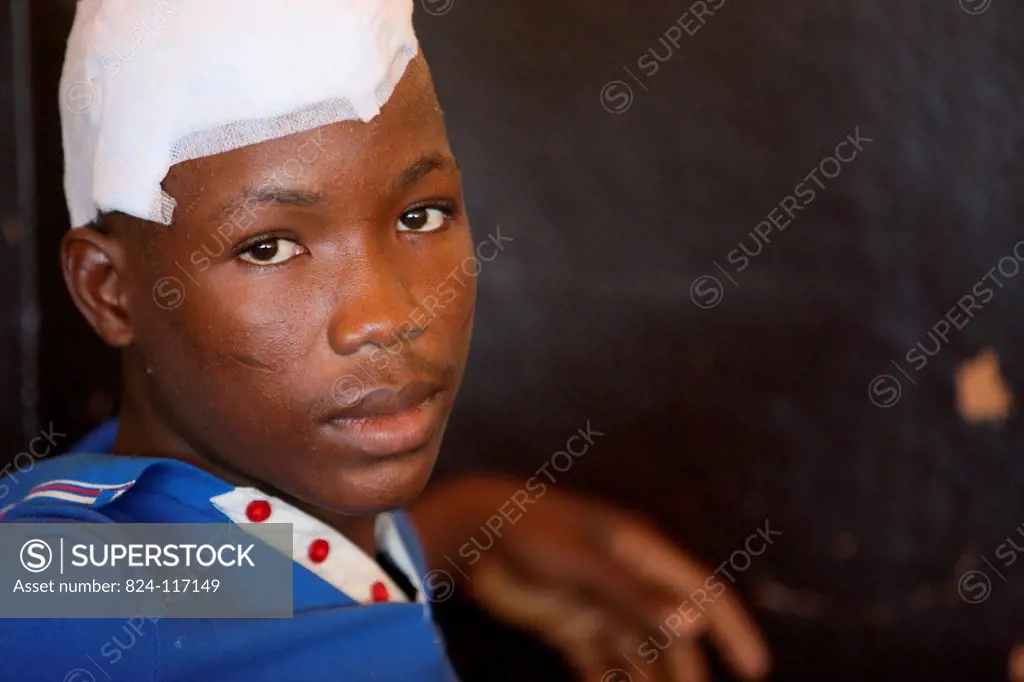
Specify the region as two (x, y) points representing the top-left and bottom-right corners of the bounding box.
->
(60, 227), (135, 348)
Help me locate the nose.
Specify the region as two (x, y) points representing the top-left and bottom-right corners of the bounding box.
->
(326, 247), (422, 357)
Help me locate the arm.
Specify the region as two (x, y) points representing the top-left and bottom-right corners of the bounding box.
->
(408, 474), (771, 682)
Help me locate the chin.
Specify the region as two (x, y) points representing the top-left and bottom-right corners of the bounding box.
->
(309, 447), (439, 515)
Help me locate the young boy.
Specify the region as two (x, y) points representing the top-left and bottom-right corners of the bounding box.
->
(0, 1), (769, 680)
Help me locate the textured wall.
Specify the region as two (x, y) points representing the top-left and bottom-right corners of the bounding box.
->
(419, 1), (1024, 680)
(18, 0), (1024, 680)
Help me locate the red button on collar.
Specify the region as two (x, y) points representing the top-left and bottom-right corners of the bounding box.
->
(308, 538), (330, 563)
(371, 581), (390, 603)
(245, 500), (271, 522)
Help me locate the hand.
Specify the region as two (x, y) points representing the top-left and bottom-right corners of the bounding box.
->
(410, 476), (770, 682)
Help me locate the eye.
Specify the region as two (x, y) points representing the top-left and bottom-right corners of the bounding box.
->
(397, 205), (451, 233)
(237, 238), (306, 266)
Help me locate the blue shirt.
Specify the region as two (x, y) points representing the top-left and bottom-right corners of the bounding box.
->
(0, 421), (460, 682)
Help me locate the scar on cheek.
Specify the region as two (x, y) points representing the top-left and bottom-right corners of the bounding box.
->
(227, 353), (276, 372)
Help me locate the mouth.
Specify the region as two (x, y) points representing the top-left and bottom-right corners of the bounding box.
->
(322, 380), (445, 457)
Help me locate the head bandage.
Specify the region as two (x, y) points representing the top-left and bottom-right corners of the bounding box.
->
(60, 0), (418, 229)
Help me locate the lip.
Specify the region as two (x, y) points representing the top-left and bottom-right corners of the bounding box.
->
(322, 381), (444, 457)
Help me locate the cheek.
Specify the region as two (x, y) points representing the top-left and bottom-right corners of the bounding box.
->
(137, 280), (331, 454)
(408, 229), (478, 328)
(143, 274), (323, 386)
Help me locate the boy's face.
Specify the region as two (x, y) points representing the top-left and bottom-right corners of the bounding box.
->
(71, 55), (476, 514)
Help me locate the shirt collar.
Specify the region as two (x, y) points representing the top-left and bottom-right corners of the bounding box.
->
(210, 486), (424, 605)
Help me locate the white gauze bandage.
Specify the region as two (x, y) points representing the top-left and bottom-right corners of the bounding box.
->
(60, 0), (418, 229)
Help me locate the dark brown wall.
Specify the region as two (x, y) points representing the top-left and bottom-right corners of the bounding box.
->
(12, 1), (1024, 680)
(31, 0), (120, 443)
(420, 1), (1024, 680)
(0, 0), (38, 465)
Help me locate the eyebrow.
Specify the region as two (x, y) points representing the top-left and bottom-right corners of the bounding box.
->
(216, 186), (324, 222)
(395, 152), (460, 192)
(214, 152), (460, 221)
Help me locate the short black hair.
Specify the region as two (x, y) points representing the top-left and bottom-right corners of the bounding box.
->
(89, 211), (160, 264)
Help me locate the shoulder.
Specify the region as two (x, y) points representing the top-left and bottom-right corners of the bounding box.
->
(0, 452), (223, 523)
(0, 617), (160, 682)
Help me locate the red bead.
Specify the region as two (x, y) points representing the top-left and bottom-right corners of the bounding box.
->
(370, 581), (390, 603)
(308, 538), (330, 563)
(245, 500), (271, 522)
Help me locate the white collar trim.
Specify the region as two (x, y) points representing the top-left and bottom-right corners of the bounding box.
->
(210, 487), (424, 605)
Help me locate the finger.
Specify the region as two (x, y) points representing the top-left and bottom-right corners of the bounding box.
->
(605, 623), (666, 682)
(662, 639), (708, 682)
(684, 587), (766, 680)
(602, 517), (710, 593)
(473, 555), (658, 682)
(605, 522), (770, 679)
(562, 639), (610, 682)
(470, 555), (620, 681)
(504, 532), (688, 635)
(603, 620), (706, 682)
(468, 553), (577, 633)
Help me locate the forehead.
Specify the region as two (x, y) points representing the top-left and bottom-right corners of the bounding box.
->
(161, 55), (449, 220)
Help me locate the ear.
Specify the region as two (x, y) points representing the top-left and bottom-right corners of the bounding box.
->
(60, 226), (135, 348)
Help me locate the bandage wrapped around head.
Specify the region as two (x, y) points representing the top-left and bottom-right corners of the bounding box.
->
(60, 0), (418, 229)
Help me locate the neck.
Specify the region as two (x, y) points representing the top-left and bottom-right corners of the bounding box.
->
(112, 360), (379, 555)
